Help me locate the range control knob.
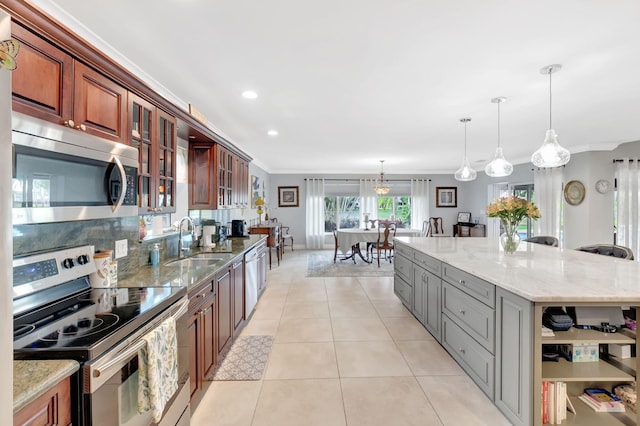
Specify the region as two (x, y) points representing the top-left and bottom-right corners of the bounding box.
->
(62, 258), (75, 269)
(77, 254), (90, 265)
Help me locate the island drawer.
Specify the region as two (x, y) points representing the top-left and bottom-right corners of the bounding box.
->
(442, 313), (495, 399)
(394, 243), (413, 260)
(442, 264), (495, 308)
(394, 250), (413, 283)
(413, 251), (441, 276)
(394, 275), (412, 309)
(442, 281), (495, 352)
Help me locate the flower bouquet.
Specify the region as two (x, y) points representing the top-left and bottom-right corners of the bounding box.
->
(486, 196), (540, 253)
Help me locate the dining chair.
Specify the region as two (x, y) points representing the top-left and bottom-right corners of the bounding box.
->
(421, 220), (429, 237)
(281, 225), (294, 253)
(332, 225), (354, 263)
(425, 217), (444, 236)
(525, 236), (558, 247)
(575, 244), (634, 260)
(370, 221), (396, 267)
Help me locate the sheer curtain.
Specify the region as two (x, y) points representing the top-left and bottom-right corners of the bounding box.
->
(305, 178), (325, 249)
(615, 158), (640, 259)
(411, 179), (430, 229)
(533, 167), (564, 244)
(359, 179), (377, 226)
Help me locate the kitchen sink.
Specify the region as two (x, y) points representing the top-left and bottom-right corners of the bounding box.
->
(164, 257), (221, 267)
(188, 253), (229, 260)
(164, 253), (228, 267)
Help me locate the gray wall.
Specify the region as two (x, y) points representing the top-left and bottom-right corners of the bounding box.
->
(264, 140), (640, 251)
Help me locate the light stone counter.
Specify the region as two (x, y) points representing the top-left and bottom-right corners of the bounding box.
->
(397, 237), (640, 303)
(14, 359), (79, 413)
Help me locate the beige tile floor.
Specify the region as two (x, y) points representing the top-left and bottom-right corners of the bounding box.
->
(191, 250), (511, 426)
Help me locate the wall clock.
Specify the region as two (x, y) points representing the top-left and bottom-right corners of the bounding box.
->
(595, 179), (612, 194)
(564, 180), (585, 206)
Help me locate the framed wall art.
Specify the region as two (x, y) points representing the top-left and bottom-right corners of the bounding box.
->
(278, 186), (299, 207)
(436, 186), (457, 208)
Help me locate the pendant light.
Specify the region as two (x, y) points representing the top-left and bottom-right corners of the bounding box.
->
(531, 64), (570, 168)
(454, 118), (477, 181)
(485, 97), (513, 177)
(374, 160), (390, 195)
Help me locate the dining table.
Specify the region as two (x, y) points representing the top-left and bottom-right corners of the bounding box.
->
(336, 228), (422, 263)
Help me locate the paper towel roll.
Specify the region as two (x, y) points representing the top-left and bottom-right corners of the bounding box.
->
(153, 216), (163, 235)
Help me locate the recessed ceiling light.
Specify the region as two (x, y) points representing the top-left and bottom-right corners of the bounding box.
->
(242, 90), (258, 99)
(267, 130), (279, 136)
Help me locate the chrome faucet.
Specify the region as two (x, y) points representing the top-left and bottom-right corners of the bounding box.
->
(178, 216), (195, 257)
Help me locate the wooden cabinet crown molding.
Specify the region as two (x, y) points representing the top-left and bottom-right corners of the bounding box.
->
(1, 0), (251, 161)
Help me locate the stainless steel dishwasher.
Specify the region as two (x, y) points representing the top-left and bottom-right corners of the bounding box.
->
(244, 247), (259, 318)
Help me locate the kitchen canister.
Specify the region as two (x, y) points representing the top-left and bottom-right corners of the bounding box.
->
(89, 252), (111, 288)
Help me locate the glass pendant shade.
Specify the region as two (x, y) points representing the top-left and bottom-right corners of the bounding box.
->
(454, 156), (477, 181)
(485, 146), (513, 177)
(485, 96), (513, 177)
(531, 64), (570, 168)
(454, 117), (476, 182)
(531, 129), (570, 167)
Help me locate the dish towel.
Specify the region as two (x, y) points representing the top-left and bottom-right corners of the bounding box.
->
(138, 316), (178, 423)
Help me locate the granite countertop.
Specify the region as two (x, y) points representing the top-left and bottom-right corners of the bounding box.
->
(117, 235), (266, 291)
(397, 237), (640, 303)
(14, 359), (79, 413)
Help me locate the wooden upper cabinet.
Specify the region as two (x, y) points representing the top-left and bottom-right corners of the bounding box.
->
(129, 93), (176, 214)
(11, 22), (127, 143)
(189, 143), (218, 210)
(11, 23), (73, 124)
(188, 142), (250, 210)
(156, 108), (177, 213)
(73, 62), (127, 143)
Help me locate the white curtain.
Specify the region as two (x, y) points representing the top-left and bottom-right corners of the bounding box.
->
(305, 178), (325, 249)
(533, 167), (564, 243)
(411, 179), (430, 229)
(615, 158), (640, 259)
(359, 179), (377, 226)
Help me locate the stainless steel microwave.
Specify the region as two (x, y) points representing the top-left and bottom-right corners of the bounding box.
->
(11, 113), (138, 224)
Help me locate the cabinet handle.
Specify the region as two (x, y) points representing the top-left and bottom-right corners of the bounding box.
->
(459, 279), (465, 285)
(64, 119), (75, 128)
(76, 124), (87, 131)
(458, 348), (466, 354)
(459, 309), (466, 315)
(200, 293), (206, 299)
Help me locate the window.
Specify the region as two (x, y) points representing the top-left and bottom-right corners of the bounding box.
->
(376, 196), (411, 228)
(324, 196), (360, 232)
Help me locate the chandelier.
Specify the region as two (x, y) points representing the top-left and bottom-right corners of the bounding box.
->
(374, 160), (390, 195)
(531, 64), (570, 168)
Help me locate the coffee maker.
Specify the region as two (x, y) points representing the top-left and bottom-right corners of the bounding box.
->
(231, 220), (248, 237)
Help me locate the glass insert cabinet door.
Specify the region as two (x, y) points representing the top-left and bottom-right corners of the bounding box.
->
(129, 94), (176, 213)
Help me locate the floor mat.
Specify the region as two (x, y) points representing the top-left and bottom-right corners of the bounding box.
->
(306, 252), (394, 277)
(209, 335), (274, 381)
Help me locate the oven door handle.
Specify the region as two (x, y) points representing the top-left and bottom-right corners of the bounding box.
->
(92, 298), (189, 378)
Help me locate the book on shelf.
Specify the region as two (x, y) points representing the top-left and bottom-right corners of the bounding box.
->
(578, 388), (626, 412)
(542, 381), (569, 424)
(542, 325), (555, 337)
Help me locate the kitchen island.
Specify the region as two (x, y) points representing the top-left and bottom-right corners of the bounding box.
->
(394, 237), (640, 426)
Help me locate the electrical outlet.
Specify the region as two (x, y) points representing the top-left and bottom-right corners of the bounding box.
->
(115, 239), (128, 259)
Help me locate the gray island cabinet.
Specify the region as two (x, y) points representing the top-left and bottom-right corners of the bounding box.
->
(394, 237), (640, 426)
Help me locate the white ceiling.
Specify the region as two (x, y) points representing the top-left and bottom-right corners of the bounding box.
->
(30, 0), (640, 175)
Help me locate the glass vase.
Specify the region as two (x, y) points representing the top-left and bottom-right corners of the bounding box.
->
(500, 219), (521, 254)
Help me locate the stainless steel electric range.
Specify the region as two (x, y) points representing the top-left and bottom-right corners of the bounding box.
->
(13, 246), (190, 426)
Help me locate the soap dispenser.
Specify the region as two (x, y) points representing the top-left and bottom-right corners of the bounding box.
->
(150, 243), (160, 266)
